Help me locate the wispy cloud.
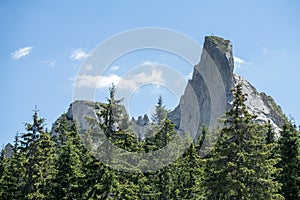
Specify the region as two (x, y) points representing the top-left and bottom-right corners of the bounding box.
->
(11, 46), (33, 60)
(70, 49), (89, 61)
(234, 56), (245, 69)
(83, 64), (93, 71)
(99, 74), (122, 88)
(73, 67), (165, 90)
(110, 66), (119, 72)
(73, 74), (121, 89)
(142, 60), (159, 66)
(41, 59), (56, 68)
(262, 48), (286, 56)
(185, 71), (193, 80)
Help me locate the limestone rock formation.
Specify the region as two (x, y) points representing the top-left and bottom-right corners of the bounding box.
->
(168, 36), (234, 134)
(55, 35), (286, 138)
(234, 75), (286, 133)
(4, 143), (13, 158)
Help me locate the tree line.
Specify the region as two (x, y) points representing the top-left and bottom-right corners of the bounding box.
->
(0, 83), (299, 199)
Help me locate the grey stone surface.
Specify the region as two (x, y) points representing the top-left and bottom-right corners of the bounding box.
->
(4, 143), (13, 158)
(66, 100), (99, 134)
(53, 36), (286, 138)
(168, 36), (234, 134)
(234, 75), (286, 133)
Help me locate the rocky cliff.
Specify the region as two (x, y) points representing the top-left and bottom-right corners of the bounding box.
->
(234, 75), (286, 133)
(168, 36), (234, 134)
(57, 36), (286, 137)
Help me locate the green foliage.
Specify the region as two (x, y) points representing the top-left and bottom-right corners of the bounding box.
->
(203, 83), (283, 200)
(1, 85), (298, 199)
(206, 35), (230, 51)
(151, 95), (167, 125)
(278, 121), (300, 200)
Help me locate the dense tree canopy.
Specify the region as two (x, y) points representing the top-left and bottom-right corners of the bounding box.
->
(0, 84), (299, 199)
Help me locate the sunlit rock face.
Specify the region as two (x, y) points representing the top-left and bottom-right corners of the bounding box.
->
(234, 75), (286, 133)
(168, 36), (285, 134)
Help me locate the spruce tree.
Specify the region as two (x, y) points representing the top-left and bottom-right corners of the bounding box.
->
(203, 83), (283, 199)
(28, 129), (57, 199)
(15, 108), (58, 199)
(151, 95), (167, 125)
(53, 114), (86, 199)
(1, 132), (27, 199)
(0, 147), (6, 198)
(278, 121), (300, 200)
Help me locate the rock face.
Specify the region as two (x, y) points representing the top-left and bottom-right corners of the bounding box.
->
(234, 75), (286, 133)
(56, 36), (286, 137)
(4, 143), (13, 158)
(168, 36), (234, 133)
(66, 100), (99, 133)
(132, 115), (150, 141)
(51, 100), (101, 137)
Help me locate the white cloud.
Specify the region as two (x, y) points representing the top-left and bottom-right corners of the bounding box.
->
(142, 60), (159, 66)
(73, 74), (121, 89)
(73, 67), (165, 90)
(120, 68), (165, 90)
(11, 46), (33, 60)
(233, 56), (253, 70)
(110, 66), (119, 72)
(185, 71), (193, 80)
(83, 64), (93, 71)
(234, 56), (245, 69)
(70, 49), (88, 61)
(99, 74), (122, 88)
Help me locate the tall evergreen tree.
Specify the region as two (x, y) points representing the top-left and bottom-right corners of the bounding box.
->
(278, 121), (300, 200)
(28, 129), (57, 199)
(175, 140), (203, 199)
(151, 95), (167, 125)
(13, 108), (57, 199)
(0, 147), (6, 198)
(0, 141), (27, 199)
(203, 83), (283, 199)
(53, 114), (86, 199)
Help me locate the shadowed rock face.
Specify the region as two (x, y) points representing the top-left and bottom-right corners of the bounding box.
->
(168, 36), (234, 133)
(168, 35), (286, 134)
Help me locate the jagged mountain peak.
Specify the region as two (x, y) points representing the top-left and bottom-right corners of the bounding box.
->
(57, 35), (286, 138)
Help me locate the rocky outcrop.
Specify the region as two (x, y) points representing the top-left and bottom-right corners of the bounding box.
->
(56, 35), (286, 138)
(132, 115), (150, 141)
(168, 36), (234, 134)
(4, 143), (13, 158)
(234, 75), (286, 133)
(168, 36), (285, 134)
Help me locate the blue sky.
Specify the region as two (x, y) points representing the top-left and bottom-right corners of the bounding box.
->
(0, 0), (299, 145)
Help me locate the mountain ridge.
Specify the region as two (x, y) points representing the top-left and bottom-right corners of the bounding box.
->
(55, 35), (286, 139)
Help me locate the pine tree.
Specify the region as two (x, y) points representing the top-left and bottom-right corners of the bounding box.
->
(1, 133), (27, 199)
(278, 121), (300, 200)
(203, 83), (283, 199)
(53, 114), (86, 199)
(0, 147), (6, 197)
(266, 120), (275, 144)
(81, 151), (109, 200)
(14, 109), (58, 199)
(27, 129), (57, 199)
(151, 95), (167, 125)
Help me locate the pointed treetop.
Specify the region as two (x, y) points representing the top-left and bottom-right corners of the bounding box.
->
(33, 105), (39, 115)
